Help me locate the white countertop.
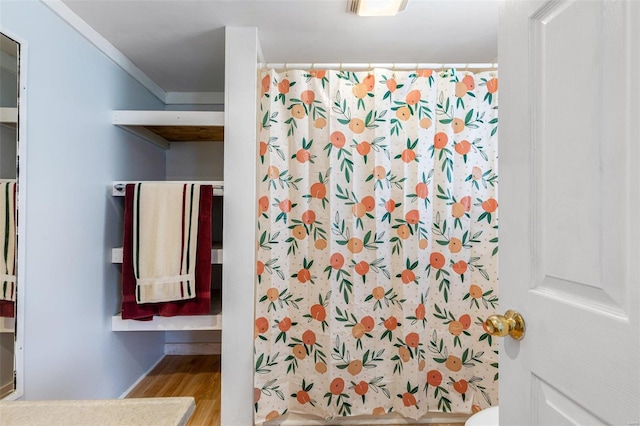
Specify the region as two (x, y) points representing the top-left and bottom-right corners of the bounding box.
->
(0, 397), (195, 426)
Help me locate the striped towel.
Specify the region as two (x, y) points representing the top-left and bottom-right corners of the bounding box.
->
(0, 180), (16, 303)
(133, 183), (202, 304)
(121, 184), (212, 320)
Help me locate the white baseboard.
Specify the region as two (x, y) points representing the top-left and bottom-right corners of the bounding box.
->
(118, 355), (165, 399)
(164, 342), (221, 355)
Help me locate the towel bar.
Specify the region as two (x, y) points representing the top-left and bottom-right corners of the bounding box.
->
(112, 181), (224, 196)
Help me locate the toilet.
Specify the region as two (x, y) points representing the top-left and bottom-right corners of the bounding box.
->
(465, 406), (499, 426)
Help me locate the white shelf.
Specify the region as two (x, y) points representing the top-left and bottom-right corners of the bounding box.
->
(112, 110), (224, 127)
(111, 243), (223, 264)
(112, 291), (222, 331)
(111, 181), (223, 196)
(0, 316), (15, 333)
(112, 110), (224, 149)
(111, 312), (222, 331)
(0, 107), (17, 124)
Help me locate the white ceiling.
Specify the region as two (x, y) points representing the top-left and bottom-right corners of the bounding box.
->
(61, 0), (499, 95)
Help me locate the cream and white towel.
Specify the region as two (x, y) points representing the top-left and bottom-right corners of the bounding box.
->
(0, 180), (16, 302)
(132, 182), (202, 304)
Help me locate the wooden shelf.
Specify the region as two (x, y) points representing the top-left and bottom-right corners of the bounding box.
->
(112, 110), (224, 149)
(111, 242), (222, 264)
(112, 292), (222, 331)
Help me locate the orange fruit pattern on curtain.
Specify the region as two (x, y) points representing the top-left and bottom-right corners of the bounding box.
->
(255, 68), (499, 422)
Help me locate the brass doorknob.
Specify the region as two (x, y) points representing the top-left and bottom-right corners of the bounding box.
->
(484, 310), (526, 340)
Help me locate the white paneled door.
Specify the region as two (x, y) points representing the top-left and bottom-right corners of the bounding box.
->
(499, 1), (639, 424)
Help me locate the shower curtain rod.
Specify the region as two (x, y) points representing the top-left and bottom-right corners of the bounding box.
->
(263, 62), (498, 70)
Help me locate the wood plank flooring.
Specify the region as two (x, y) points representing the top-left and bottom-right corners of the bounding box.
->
(126, 355), (220, 425)
(125, 355), (466, 426)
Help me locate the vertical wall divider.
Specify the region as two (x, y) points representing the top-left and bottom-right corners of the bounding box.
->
(221, 26), (260, 426)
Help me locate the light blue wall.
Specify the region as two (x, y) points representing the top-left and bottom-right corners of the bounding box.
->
(1, 0), (167, 399)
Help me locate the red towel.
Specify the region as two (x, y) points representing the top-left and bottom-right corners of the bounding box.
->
(121, 184), (212, 320)
(0, 300), (13, 318)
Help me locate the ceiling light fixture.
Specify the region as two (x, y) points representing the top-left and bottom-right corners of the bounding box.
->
(348, 0), (408, 16)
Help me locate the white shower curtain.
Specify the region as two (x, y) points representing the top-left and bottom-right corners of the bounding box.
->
(254, 68), (499, 422)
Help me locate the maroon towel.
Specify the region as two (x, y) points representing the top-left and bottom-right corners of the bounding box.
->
(121, 184), (212, 320)
(0, 300), (13, 318)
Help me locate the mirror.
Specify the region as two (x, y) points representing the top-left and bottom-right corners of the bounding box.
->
(0, 32), (19, 399)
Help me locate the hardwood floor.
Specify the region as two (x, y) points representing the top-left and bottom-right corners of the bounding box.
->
(126, 355), (221, 425)
(125, 355), (466, 426)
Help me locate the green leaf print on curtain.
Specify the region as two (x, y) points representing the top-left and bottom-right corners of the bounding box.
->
(254, 68), (499, 422)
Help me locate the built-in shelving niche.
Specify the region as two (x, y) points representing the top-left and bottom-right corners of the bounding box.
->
(110, 109), (224, 332)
